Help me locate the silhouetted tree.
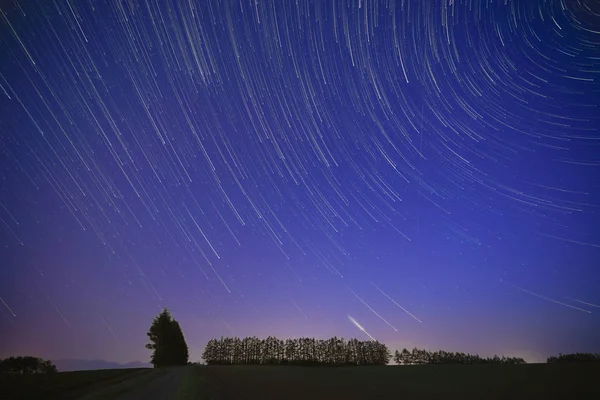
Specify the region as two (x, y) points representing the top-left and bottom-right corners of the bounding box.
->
(146, 308), (189, 367)
(0, 356), (57, 374)
(201, 336), (392, 366)
(391, 348), (525, 365)
(547, 353), (600, 363)
(202, 338), (218, 364)
(393, 348), (413, 364)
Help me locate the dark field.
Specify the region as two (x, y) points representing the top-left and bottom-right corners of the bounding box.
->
(194, 363), (600, 400)
(0, 368), (151, 400)
(2, 363), (599, 399)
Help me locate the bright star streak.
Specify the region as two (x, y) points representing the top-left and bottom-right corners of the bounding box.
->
(349, 288), (398, 332)
(347, 315), (376, 341)
(501, 280), (591, 314)
(0, 296), (16, 317)
(567, 298), (600, 309)
(371, 282), (422, 323)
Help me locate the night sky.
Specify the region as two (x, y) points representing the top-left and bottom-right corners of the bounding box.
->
(1, 0), (599, 366)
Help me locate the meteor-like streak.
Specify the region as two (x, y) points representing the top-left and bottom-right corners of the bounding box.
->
(0, 296), (16, 317)
(567, 298), (600, 309)
(350, 289), (398, 331)
(290, 298), (308, 319)
(347, 315), (376, 341)
(501, 280), (591, 314)
(222, 319), (237, 336)
(371, 283), (422, 323)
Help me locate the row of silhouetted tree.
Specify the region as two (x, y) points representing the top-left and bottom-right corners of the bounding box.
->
(547, 353), (600, 363)
(0, 356), (57, 374)
(145, 309), (599, 368)
(202, 336), (392, 366)
(393, 348), (526, 365)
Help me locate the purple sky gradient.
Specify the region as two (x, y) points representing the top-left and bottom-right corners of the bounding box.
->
(1, 0), (599, 366)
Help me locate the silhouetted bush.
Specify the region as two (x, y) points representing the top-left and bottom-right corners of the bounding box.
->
(0, 356), (57, 374)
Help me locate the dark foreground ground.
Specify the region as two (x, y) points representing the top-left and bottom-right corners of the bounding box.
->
(0, 368), (151, 399)
(2, 363), (599, 399)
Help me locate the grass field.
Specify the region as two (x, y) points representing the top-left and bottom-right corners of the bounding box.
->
(0, 368), (151, 400)
(194, 363), (600, 400)
(2, 363), (599, 399)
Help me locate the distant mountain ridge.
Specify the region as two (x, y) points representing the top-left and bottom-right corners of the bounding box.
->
(52, 359), (151, 371)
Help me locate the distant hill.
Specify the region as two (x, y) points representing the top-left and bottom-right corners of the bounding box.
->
(52, 359), (151, 371)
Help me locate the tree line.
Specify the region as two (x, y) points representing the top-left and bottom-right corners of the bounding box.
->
(547, 353), (600, 363)
(202, 336), (392, 366)
(392, 348), (526, 365)
(144, 309), (599, 368)
(0, 356), (57, 374)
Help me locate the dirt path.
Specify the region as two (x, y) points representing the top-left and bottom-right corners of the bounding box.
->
(112, 367), (185, 400)
(78, 367), (187, 400)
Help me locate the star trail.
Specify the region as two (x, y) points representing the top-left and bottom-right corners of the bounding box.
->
(0, 0), (599, 365)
